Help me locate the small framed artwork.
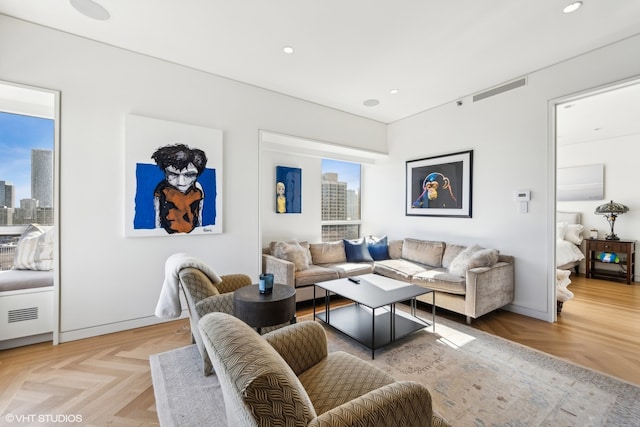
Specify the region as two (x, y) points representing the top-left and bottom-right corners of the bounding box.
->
(275, 166), (302, 214)
(406, 150), (473, 218)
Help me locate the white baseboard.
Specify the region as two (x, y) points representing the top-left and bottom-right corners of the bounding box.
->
(58, 311), (189, 343)
(502, 303), (551, 322)
(0, 332), (53, 350)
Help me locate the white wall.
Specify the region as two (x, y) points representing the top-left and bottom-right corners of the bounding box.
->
(364, 34), (640, 321)
(0, 15), (386, 341)
(260, 149), (323, 245)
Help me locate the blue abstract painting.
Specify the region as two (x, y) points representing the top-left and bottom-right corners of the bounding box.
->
(275, 166), (302, 214)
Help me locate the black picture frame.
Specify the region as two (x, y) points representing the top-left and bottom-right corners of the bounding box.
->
(405, 150), (473, 218)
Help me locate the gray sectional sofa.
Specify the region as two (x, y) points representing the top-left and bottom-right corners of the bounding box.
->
(262, 237), (514, 323)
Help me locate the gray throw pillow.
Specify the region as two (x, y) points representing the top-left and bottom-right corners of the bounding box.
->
(448, 245), (499, 277)
(272, 241), (310, 271)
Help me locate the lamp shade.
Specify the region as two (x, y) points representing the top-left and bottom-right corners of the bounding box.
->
(594, 200), (629, 215)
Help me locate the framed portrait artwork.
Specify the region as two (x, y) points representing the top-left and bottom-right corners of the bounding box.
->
(275, 166), (302, 214)
(405, 150), (473, 218)
(125, 114), (223, 237)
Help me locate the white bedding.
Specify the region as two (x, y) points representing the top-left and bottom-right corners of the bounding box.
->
(557, 239), (585, 266)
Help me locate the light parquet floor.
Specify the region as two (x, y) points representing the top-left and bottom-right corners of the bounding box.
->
(1, 275), (638, 426)
(0, 320), (192, 426)
(469, 275), (640, 386)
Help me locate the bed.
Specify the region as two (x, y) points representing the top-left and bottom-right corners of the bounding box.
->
(556, 211), (586, 274)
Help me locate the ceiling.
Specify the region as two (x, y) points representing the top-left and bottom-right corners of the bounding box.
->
(1, 1), (640, 124)
(557, 80), (640, 146)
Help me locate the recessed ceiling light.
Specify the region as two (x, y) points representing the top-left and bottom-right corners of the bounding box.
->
(563, 1), (582, 14)
(69, 0), (110, 20)
(283, 46), (294, 54)
(363, 99), (380, 107)
(390, 89), (399, 95)
(563, 104), (574, 108)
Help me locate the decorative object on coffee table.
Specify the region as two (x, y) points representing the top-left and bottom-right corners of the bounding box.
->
(594, 200), (629, 240)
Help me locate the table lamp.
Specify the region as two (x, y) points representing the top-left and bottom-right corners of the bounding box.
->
(594, 200), (629, 240)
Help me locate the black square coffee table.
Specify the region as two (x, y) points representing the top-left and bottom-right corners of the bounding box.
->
(313, 273), (434, 358)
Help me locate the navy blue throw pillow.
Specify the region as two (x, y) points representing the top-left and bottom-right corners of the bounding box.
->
(366, 235), (390, 260)
(343, 238), (373, 263)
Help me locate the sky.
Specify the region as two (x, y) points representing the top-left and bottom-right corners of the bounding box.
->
(322, 159), (361, 191)
(0, 112), (54, 204)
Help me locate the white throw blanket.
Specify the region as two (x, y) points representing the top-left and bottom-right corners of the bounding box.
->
(556, 269), (574, 302)
(155, 253), (222, 319)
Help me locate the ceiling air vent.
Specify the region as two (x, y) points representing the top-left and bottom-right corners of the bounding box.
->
(8, 307), (39, 323)
(473, 78), (527, 102)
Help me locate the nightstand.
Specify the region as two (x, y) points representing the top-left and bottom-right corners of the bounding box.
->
(585, 238), (636, 284)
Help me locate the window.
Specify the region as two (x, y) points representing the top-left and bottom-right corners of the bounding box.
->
(0, 110), (54, 270)
(321, 159), (361, 241)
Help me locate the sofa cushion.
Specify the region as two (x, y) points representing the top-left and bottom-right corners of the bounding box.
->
(343, 238), (373, 263)
(309, 241), (347, 264)
(366, 235), (390, 260)
(388, 240), (403, 259)
(402, 238), (445, 267)
(272, 240), (310, 271)
(298, 351), (394, 415)
(442, 244), (467, 269)
(448, 245), (499, 277)
(373, 259), (428, 282)
(295, 265), (339, 287)
(411, 268), (467, 295)
(323, 262), (374, 278)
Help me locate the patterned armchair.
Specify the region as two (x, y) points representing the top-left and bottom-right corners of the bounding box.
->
(178, 268), (251, 376)
(199, 312), (450, 427)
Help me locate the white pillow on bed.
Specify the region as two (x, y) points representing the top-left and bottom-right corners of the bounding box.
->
(556, 222), (568, 240)
(564, 224), (584, 245)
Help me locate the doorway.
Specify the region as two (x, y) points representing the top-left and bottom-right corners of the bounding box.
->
(0, 80), (60, 347)
(554, 78), (640, 318)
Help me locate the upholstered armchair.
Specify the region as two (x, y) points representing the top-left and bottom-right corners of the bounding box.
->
(178, 268), (251, 376)
(199, 312), (450, 427)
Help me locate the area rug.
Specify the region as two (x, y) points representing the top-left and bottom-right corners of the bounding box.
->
(150, 345), (226, 427)
(150, 312), (640, 426)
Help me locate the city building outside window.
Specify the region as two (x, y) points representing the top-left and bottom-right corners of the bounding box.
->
(0, 111), (54, 270)
(321, 159), (361, 242)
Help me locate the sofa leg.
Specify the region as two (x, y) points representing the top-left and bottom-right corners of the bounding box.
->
(466, 316), (471, 325)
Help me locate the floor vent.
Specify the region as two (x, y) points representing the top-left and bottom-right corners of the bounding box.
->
(8, 307), (39, 323)
(473, 78), (526, 102)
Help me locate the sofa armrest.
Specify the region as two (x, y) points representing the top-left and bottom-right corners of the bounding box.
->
(195, 292), (234, 318)
(309, 381), (448, 427)
(262, 253), (295, 287)
(465, 260), (514, 319)
(263, 321), (328, 376)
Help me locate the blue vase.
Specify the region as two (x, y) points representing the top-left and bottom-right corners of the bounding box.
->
(259, 273), (274, 294)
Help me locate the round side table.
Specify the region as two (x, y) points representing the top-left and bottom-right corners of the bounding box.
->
(233, 284), (296, 334)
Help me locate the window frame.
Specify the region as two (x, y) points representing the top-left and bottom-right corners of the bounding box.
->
(320, 159), (362, 242)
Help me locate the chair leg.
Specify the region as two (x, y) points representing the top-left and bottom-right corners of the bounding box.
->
(466, 316), (471, 325)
